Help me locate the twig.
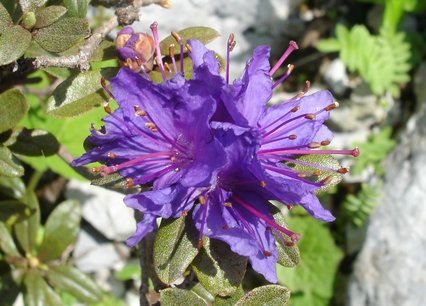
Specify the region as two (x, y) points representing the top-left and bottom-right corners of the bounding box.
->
(32, 0), (169, 71)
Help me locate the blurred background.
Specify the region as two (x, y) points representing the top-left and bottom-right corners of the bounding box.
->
(1, 0), (426, 305)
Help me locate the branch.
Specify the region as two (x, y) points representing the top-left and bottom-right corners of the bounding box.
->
(32, 0), (170, 71)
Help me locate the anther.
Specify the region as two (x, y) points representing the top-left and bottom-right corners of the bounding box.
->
(325, 102), (338, 111)
(107, 152), (116, 159)
(164, 62), (172, 73)
(287, 204), (294, 210)
(170, 156), (177, 162)
(199, 196), (206, 205)
(303, 80), (311, 93)
(321, 176), (333, 185)
(291, 106), (300, 112)
(260, 180), (267, 188)
(224, 202), (232, 207)
(308, 142), (321, 148)
(298, 172), (308, 178)
(285, 240), (295, 247)
(289, 134), (297, 140)
(182, 210), (188, 217)
(169, 44), (175, 57)
(171, 31), (182, 43)
(197, 239), (204, 249)
(321, 140), (331, 146)
(104, 103), (112, 114)
(304, 114), (316, 120)
(134, 105), (147, 116)
(312, 170), (322, 176)
(222, 224), (229, 230)
(337, 167), (349, 174)
(185, 43), (192, 53)
(101, 77), (115, 100)
(145, 122), (157, 132)
(263, 250), (273, 257)
(126, 178), (134, 188)
(91, 166), (101, 173)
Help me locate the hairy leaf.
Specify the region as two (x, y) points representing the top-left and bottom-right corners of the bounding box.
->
(0, 221), (20, 256)
(34, 5), (67, 29)
(153, 216), (199, 284)
(160, 288), (207, 306)
(0, 89), (28, 134)
(38, 200), (81, 262)
(7, 128), (60, 157)
(0, 176), (26, 199)
(0, 200), (32, 224)
(234, 285), (290, 306)
(0, 25), (32, 65)
(14, 190), (40, 254)
(63, 0), (90, 17)
(34, 17), (89, 53)
(0, 146), (24, 177)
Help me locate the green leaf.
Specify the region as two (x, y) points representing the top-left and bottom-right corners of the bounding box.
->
(0, 88), (28, 134)
(153, 216), (199, 284)
(0, 25), (32, 65)
(285, 154), (343, 194)
(24, 0), (48, 11)
(90, 40), (116, 62)
(34, 17), (89, 53)
(160, 288), (207, 306)
(0, 200), (32, 224)
(0, 221), (20, 256)
(0, 3), (13, 32)
(276, 214), (343, 306)
(213, 286), (244, 306)
(159, 27), (220, 55)
(315, 39), (340, 53)
(0, 176), (26, 199)
(45, 264), (102, 303)
(63, 0), (90, 17)
(234, 285), (291, 306)
(34, 5), (67, 29)
(14, 190), (40, 254)
(269, 203), (300, 267)
(192, 238), (247, 297)
(114, 262), (140, 281)
(91, 172), (139, 193)
(0, 146), (24, 177)
(23, 269), (62, 306)
(46, 69), (114, 117)
(0, 270), (21, 306)
(38, 200), (81, 262)
(7, 128), (60, 157)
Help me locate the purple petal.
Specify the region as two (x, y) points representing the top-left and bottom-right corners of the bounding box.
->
(298, 192), (335, 222)
(126, 214), (157, 247)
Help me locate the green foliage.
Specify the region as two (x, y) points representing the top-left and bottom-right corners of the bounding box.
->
(0, 146), (25, 177)
(343, 182), (382, 227)
(317, 24), (411, 97)
(153, 216), (199, 285)
(234, 285), (291, 306)
(114, 262), (141, 281)
(277, 211), (343, 306)
(0, 25), (32, 65)
(352, 127), (396, 175)
(0, 89), (29, 134)
(34, 5), (67, 29)
(160, 288), (207, 306)
(63, 0), (90, 18)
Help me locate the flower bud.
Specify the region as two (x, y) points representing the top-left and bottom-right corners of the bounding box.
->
(115, 27), (155, 73)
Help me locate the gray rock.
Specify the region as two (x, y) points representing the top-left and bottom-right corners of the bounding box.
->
(66, 180), (135, 241)
(347, 104), (426, 306)
(324, 59), (349, 96)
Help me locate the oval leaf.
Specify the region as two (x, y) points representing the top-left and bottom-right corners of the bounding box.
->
(160, 288), (207, 306)
(63, 0), (89, 17)
(192, 238), (247, 297)
(269, 203), (300, 268)
(0, 3), (13, 32)
(159, 27), (220, 55)
(0, 146), (24, 177)
(213, 286), (244, 306)
(46, 69), (114, 117)
(0, 200), (32, 224)
(38, 200), (81, 262)
(45, 264), (102, 303)
(0, 25), (31, 65)
(153, 216), (199, 284)
(235, 285), (290, 306)
(7, 128), (59, 157)
(23, 269), (62, 306)
(0, 221), (20, 256)
(14, 190), (40, 254)
(34, 17), (89, 53)
(0, 89), (29, 133)
(0, 176), (26, 199)
(34, 5), (67, 29)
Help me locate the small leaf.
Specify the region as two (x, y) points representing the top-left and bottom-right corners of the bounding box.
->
(0, 271), (21, 306)
(234, 285), (291, 306)
(269, 203), (300, 268)
(63, 0), (90, 17)
(192, 238), (247, 297)
(46, 264), (102, 303)
(14, 190), (40, 254)
(286, 154), (343, 194)
(153, 216), (199, 284)
(38, 200), (81, 262)
(316, 39), (340, 53)
(46, 69), (115, 117)
(0, 88), (28, 134)
(34, 17), (89, 53)
(0, 221), (20, 256)
(25, 0), (47, 12)
(90, 40), (116, 62)
(160, 288), (207, 306)
(159, 27), (220, 55)
(7, 128), (60, 157)
(23, 269), (62, 306)
(34, 6), (67, 29)
(0, 146), (24, 177)
(0, 200), (32, 224)
(213, 286), (244, 306)
(0, 176), (26, 199)
(0, 25), (32, 65)
(0, 2), (13, 32)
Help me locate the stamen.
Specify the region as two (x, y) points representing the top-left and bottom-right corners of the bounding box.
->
(91, 166), (101, 173)
(259, 147), (361, 157)
(272, 64), (294, 89)
(104, 103), (112, 114)
(145, 122), (158, 132)
(185, 43), (192, 53)
(197, 194), (209, 249)
(304, 114), (316, 120)
(325, 102), (339, 111)
(169, 44), (178, 74)
(263, 251), (273, 257)
(164, 62), (172, 76)
(182, 210), (188, 217)
(101, 77), (115, 100)
(107, 152), (116, 159)
(289, 134), (297, 140)
(232, 195), (301, 242)
(308, 142), (321, 148)
(226, 33), (236, 84)
(134, 105), (147, 116)
(269, 40), (299, 76)
(135, 57), (148, 77)
(126, 178), (134, 188)
(262, 164), (322, 187)
(150, 22), (167, 80)
(224, 201), (232, 207)
(321, 176), (333, 185)
(199, 195), (206, 205)
(260, 180), (267, 188)
(321, 140), (331, 146)
(294, 80), (311, 99)
(171, 31), (184, 73)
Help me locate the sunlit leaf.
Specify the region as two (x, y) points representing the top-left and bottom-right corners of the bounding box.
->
(160, 288), (207, 306)
(0, 89), (28, 134)
(0, 221), (20, 256)
(0, 25), (32, 65)
(0, 146), (24, 177)
(14, 190), (40, 254)
(0, 200), (32, 224)
(34, 5), (67, 29)
(23, 269), (62, 306)
(7, 128), (60, 157)
(234, 285), (291, 306)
